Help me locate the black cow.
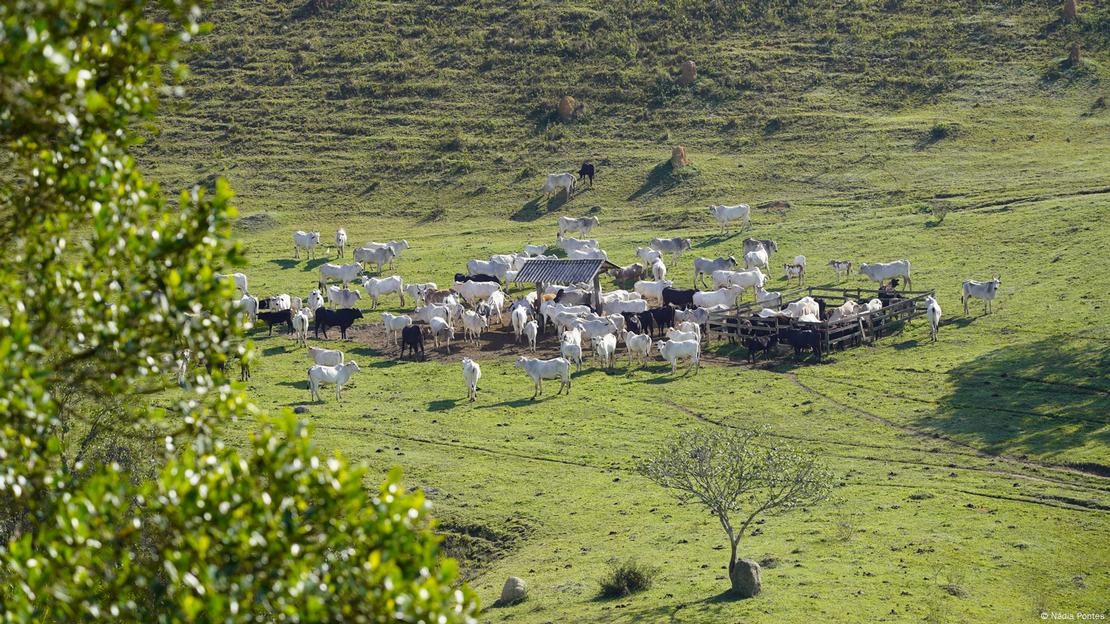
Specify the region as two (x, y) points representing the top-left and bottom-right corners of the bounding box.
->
(400, 325), (425, 361)
(455, 273), (501, 285)
(256, 309), (293, 336)
(314, 308), (364, 340)
(662, 287), (696, 309)
(877, 279), (903, 308)
(577, 162), (595, 187)
(621, 312), (643, 335)
(743, 334), (778, 364)
(782, 328), (822, 361)
(636, 310), (654, 337)
(648, 306), (675, 337)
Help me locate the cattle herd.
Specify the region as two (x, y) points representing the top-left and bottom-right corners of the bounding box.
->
(210, 169), (1003, 403)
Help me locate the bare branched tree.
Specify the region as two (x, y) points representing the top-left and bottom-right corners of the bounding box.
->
(638, 427), (832, 597)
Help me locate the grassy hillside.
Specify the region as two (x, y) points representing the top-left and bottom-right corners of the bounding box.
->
(141, 0), (1109, 621)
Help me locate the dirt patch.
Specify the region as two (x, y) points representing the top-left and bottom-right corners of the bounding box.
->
(439, 516), (537, 580)
(235, 212), (280, 232)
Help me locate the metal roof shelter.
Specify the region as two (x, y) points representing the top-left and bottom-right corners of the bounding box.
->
(513, 258), (620, 311)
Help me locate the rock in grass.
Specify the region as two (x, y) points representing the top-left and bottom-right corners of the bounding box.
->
(499, 576), (528, 605)
(731, 559), (762, 598)
(293, 405), (309, 414)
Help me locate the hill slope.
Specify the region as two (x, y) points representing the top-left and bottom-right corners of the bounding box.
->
(141, 1), (1109, 621)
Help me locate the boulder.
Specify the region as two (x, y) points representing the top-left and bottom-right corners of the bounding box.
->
(557, 96), (581, 122)
(731, 558), (762, 598)
(670, 146), (689, 169)
(678, 60), (697, 85)
(499, 576), (528, 605)
(293, 405), (310, 414)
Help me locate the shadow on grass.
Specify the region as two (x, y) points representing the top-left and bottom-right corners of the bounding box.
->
(693, 231), (743, 248)
(270, 259), (300, 270)
(302, 258), (330, 271)
(428, 399), (458, 411)
(510, 193), (571, 222)
(262, 345), (288, 356)
(921, 336), (1110, 467)
(482, 394), (566, 408)
(278, 380), (308, 390)
(628, 161), (681, 201)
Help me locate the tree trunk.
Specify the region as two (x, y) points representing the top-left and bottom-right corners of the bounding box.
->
(1062, 0), (1077, 22)
(726, 538), (763, 598)
(1068, 42), (1081, 67)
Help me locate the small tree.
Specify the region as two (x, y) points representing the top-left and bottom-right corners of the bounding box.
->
(638, 428), (831, 597)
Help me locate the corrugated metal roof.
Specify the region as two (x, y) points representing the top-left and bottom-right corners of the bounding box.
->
(513, 259), (619, 285)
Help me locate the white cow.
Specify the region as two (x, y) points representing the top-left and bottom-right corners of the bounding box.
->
(308, 346), (344, 367)
(567, 247), (608, 261)
(293, 231), (321, 260)
(744, 248), (769, 270)
(217, 272), (250, 296)
(925, 295), (942, 341)
(291, 309), (310, 347)
(523, 320), (539, 353)
(962, 278), (1001, 315)
(754, 285), (781, 308)
(634, 279), (674, 305)
(711, 268), (766, 293)
(462, 358), (481, 402)
(429, 317), (454, 353)
(692, 285), (743, 309)
(557, 236), (600, 253)
(239, 294), (259, 323)
(308, 361), (360, 402)
(579, 317), (618, 345)
(482, 290), (506, 325)
(414, 304), (449, 325)
(353, 246), (396, 274)
(650, 257), (667, 281)
(381, 312), (413, 347)
(603, 299), (649, 316)
(326, 286), (361, 309)
(467, 258), (511, 280)
(658, 339), (700, 375)
(860, 259), (912, 289)
(623, 331), (653, 366)
(335, 228), (347, 257)
(784, 296), (820, 319)
(511, 305), (530, 343)
(560, 340), (583, 372)
(523, 244), (548, 257)
(693, 256), (737, 289)
(708, 203), (751, 233)
(636, 247), (663, 265)
(515, 356), (571, 399)
(404, 282), (437, 302)
(452, 280), (501, 305)
(558, 216), (600, 238)
(320, 262), (364, 287)
(462, 310), (488, 345)
(360, 241), (409, 270)
(306, 289), (325, 314)
(649, 237), (692, 263)
(361, 275), (405, 309)
(540, 173), (575, 198)
(594, 333), (617, 369)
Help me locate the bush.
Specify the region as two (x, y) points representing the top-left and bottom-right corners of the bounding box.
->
(598, 559), (659, 598)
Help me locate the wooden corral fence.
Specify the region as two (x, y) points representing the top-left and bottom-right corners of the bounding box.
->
(707, 286), (935, 355)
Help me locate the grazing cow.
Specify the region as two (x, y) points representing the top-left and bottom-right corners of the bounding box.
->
(743, 333), (778, 364)
(361, 275), (405, 309)
(307, 361), (360, 402)
(577, 162), (595, 187)
(515, 357), (571, 399)
(454, 273), (501, 286)
(540, 173), (576, 198)
(742, 238), (778, 256)
(650, 257), (667, 282)
(308, 346), (344, 367)
(291, 309), (310, 347)
(293, 231), (321, 260)
(314, 308), (363, 340)
(649, 237), (692, 262)
(558, 216), (600, 238)
(320, 262), (364, 287)
(381, 312), (413, 347)
(657, 339), (700, 375)
(962, 277), (1001, 315)
(693, 285), (743, 309)
(567, 247), (609, 262)
(662, 287), (697, 309)
(557, 236), (600, 253)
(452, 280), (501, 305)
(335, 229), (347, 257)
(860, 259), (912, 289)
(782, 328), (822, 361)
(523, 320), (539, 352)
(239, 294), (259, 323)
(399, 325), (424, 360)
(325, 285), (361, 309)
(744, 248), (769, 270)
(217, 272), (250, 296)
(523, 244), (548, 257)
(467, 258), (511, 281)
(925, 295), (942, 342)
(594, 333), (618, 369)
(360, 240), (409, 269)
(354, 246), (397, 274)
(636, 247), (663, 266)
(693, 256), (737, 289)
(634, 279), (674, 306)
(256, 309), (293, 336)
(609, 262), (644, 284)
(828, 260), (852, 280)
(623, 331), (652, 366)
(414, 304), (449, 325)
(710, 268), (766, 296)
(784, 262), (805, 285)
(462, 358), (481, 402)
(708, 204), (750, 233)
(429, 317), (454, 353)
(462, 310), (488, 345)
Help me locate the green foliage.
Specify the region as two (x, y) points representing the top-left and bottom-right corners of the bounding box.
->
(597, 559), (659, 598)
(0, 0), (476, 621)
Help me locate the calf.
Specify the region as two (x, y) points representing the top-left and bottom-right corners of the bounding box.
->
(257, 309), (293, 336)
(743, 333), (777, 364)
(399, 325), (424, 360)
(314, 308), (363, 340)
(381, 312), (413, 347)
(828, 259), (852, 281)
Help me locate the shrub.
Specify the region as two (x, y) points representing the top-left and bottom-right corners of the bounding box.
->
(598, 559), (659, 598)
